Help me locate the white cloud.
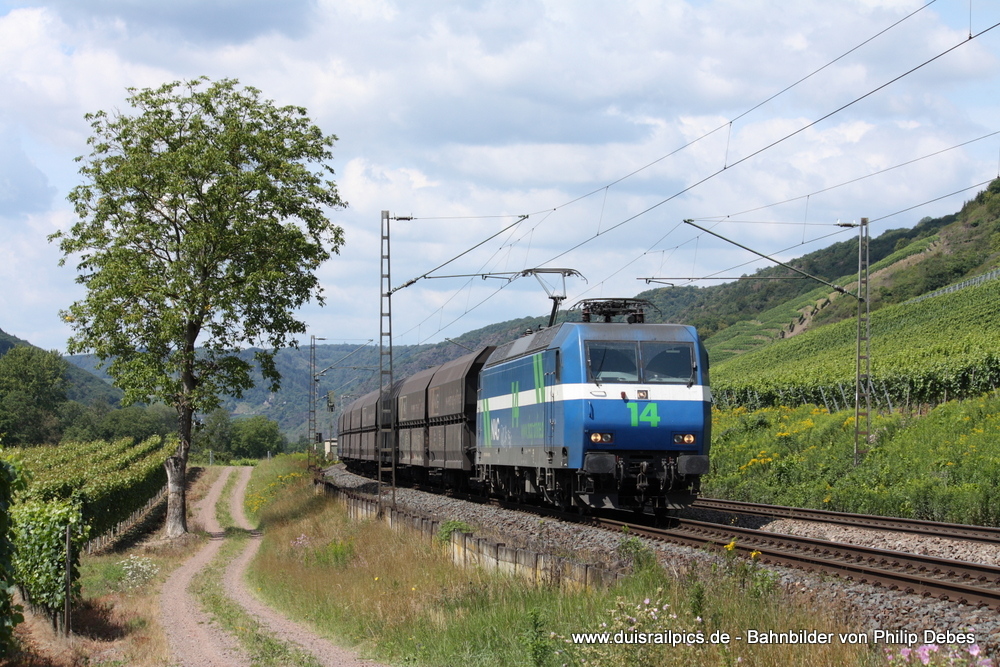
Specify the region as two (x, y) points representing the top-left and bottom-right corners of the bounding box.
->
(1, 0), (999, 351)
(0, 130), (57, 215)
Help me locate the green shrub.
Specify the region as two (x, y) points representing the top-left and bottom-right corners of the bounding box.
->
(617, 532), (657, 572)
(436, 519), (474, 544)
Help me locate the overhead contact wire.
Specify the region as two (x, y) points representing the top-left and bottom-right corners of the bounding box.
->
(540, 18), (1000, 268)
(523, 0), (940, 217)
(693, 129), (1000, 222)
(393, 1), (944, 313)
(388, 1), (972, 343)
(632, 179), (995, 292)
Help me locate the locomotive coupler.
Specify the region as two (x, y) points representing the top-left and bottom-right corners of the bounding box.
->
(636, 472), (649, 492)
(636, 460), (650, 492)
(661, 457), (680, 491)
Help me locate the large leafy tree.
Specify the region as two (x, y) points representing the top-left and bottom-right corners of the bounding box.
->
(51, 77), (346, 537)
(192, 406), (233, 457)
(231, 415), (286, 459)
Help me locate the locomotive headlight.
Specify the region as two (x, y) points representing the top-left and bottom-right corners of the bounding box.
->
(590, 432), (614, 443)
(601, 433), (614, 443)
(673, 434), (696, 445)
(590, 432), (602, 443)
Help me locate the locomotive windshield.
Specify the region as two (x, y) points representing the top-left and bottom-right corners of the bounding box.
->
(587, 341), (695, 384)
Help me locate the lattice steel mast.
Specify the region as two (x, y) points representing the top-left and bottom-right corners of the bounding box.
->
(377, 211), (397, 512)
(308, 334), (325, 466)
(855, 217), (871, 466)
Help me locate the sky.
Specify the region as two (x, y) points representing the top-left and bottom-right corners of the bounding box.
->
(2, 0), (1000, 354)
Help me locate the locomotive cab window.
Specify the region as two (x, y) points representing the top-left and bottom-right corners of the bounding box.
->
(586, 341), (695, 384)
(586, 342), (639, 382)
(641, 342), (694, 384)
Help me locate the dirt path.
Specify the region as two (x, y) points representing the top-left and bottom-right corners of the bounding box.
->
(160, 466), (385, 667)
(159, 467), (250, 667)
(223, 466), (383, 667)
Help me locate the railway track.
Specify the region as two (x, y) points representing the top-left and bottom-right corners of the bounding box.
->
(692, 497), (1000, 544)
(329, 468), (1000, 611)
(468, 493), (1000, 613)
(595, 514), (1000, 612)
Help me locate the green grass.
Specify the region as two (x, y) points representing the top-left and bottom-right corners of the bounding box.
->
(215, 465), (239, 530)
(244, 454), (308, 520)
(79, 556), (129, 597)
(245, 456), (880, 666)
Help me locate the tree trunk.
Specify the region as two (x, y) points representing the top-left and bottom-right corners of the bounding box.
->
(165, 324), (200, 539)
(165, 390), (195, 538)
(164, 455), (187, 538)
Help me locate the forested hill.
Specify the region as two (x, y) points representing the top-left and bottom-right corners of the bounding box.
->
(65, 178), (1000, 438)
(0, 326), (121, 405)
(0, 328), (31, 357)
(636, 213), (955, 338)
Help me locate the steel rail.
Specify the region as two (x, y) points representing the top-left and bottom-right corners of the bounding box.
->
(598, 516), (1000, 611)
(693, 498), (1000, 543)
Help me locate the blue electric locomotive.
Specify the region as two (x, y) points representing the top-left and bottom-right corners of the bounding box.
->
(338, 299), (711, 511)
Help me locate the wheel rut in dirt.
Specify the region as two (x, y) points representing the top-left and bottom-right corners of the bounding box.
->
(159, 467), (249, 667)
(224, 465), (383, 667)
(161, 465), (384, 667)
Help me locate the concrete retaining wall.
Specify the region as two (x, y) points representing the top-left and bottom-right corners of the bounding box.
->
(319, 479), (623, 591)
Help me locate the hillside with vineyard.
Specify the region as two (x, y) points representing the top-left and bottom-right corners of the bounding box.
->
(60, 179), (1000, 436)
(711, 276), (1000, 409)
(701, 182), (1000, 365)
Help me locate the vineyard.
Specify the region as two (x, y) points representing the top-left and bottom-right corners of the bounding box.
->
(2, 436), (172, 630)
(711, 276), (1000, 409)
(9, 435), (171, 537)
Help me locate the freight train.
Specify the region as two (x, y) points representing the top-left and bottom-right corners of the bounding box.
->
(337, 299), (711, 512)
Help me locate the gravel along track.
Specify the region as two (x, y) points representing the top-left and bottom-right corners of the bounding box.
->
(325, 465), (1000, 657)
(755, 517), (1000, 567)
(161, 466), (387, 667)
